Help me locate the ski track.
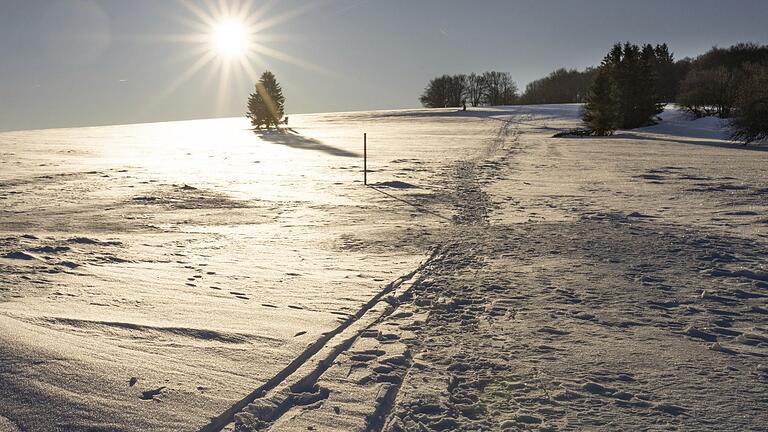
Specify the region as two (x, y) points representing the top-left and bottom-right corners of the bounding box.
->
(198, 250), (441, 432)
(220, 115), (523, 431)
(225, 111), (768, 431)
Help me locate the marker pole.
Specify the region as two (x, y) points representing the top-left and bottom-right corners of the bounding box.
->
(364, 133), (367, 185)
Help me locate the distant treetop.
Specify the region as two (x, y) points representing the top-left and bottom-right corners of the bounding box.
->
(419, 72), (517, 109)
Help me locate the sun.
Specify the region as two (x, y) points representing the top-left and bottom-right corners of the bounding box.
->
(210, 19), (251, 57)
(147, 1), (335, 117)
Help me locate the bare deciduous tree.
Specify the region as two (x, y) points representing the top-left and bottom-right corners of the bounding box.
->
(481, 71), (518, 106)
(419, 75), (468, 108)
(420, 71), (518, 108)
(465, 73), (485, 107)
(730, 63), (768, 144)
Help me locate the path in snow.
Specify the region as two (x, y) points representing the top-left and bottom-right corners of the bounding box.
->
(231, 107), (768, 431)
(1, 106), (766, 431)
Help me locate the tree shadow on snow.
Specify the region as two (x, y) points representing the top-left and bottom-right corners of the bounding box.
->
(375, 106), (574, 132)
(253, 128), (360, 158)
(614, 132), (768, 152)
(367, 185), (453, 222)
(377, 105), (579, 121)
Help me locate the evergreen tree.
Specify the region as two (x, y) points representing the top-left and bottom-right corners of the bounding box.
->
(617, 42), (644, 128)
(605, 43), (626, 126)
(581, 63), (619, 135)
(247, 71), (285, 129)
(639, 44), (665, 120)
(580, 42), (664, 134)
(653, 43), (678, 102)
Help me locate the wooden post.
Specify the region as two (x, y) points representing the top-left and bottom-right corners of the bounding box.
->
(363, 133), (367, 185)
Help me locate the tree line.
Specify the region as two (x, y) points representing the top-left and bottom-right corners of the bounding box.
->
(420, 41), (768, 144)
(677, 43), (768, 126)
(582, 42), (768, 142)
(419, 71), (518, 108)
(518, 68), (596, 105)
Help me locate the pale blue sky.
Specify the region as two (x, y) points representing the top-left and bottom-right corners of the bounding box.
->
(1, 0), (767, 131)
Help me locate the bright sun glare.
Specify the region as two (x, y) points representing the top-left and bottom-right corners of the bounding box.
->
(153, 1), (332, 116)
(211, 19), (251, 57)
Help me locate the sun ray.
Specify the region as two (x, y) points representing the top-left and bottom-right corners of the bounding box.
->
(250, 43), (339, 77)
(145, 0), (338, 120)
(143, 50), (217, 111)
(250, 1), (324, 33)
(242, 0), (277, 27)
(180, 0), (218, 29)
(239, 55), (264, 83)
(215, 57), (233, 115)
(215, 0), (229, 18)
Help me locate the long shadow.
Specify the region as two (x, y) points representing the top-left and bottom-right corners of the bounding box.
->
(376, 104), (580, 121)
(614, 132), (768, 152)
(254, 128), (360, 158)
(368, 185), (453, 223)
(376, 106), (573, 132)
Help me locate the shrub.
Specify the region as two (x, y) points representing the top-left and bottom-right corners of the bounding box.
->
(677, 66), (739, 118)
(730, 64), (768, 144)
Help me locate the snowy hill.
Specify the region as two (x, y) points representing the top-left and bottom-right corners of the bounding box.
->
(1, 105), (766, 431)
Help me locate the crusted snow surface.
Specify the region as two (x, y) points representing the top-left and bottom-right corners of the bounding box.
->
(230, 105), (767, 432)
(0, 108), (502, 431)
(2, 105), (768, 431)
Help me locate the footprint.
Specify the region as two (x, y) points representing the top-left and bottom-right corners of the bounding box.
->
(139, 386), (166, 401)
(653, 403), (688, 416)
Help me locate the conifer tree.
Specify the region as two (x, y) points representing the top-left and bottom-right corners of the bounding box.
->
(247, 71), (285, 129)
(653, 43), (678, 102)
(581, 42), (664, 134)
(581, 64), (619, 135)
(617, 42), (644, 128)
(639, 44), (664, 121)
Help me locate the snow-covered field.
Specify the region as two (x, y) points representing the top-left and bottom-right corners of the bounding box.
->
(1, 105), (767, 431)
